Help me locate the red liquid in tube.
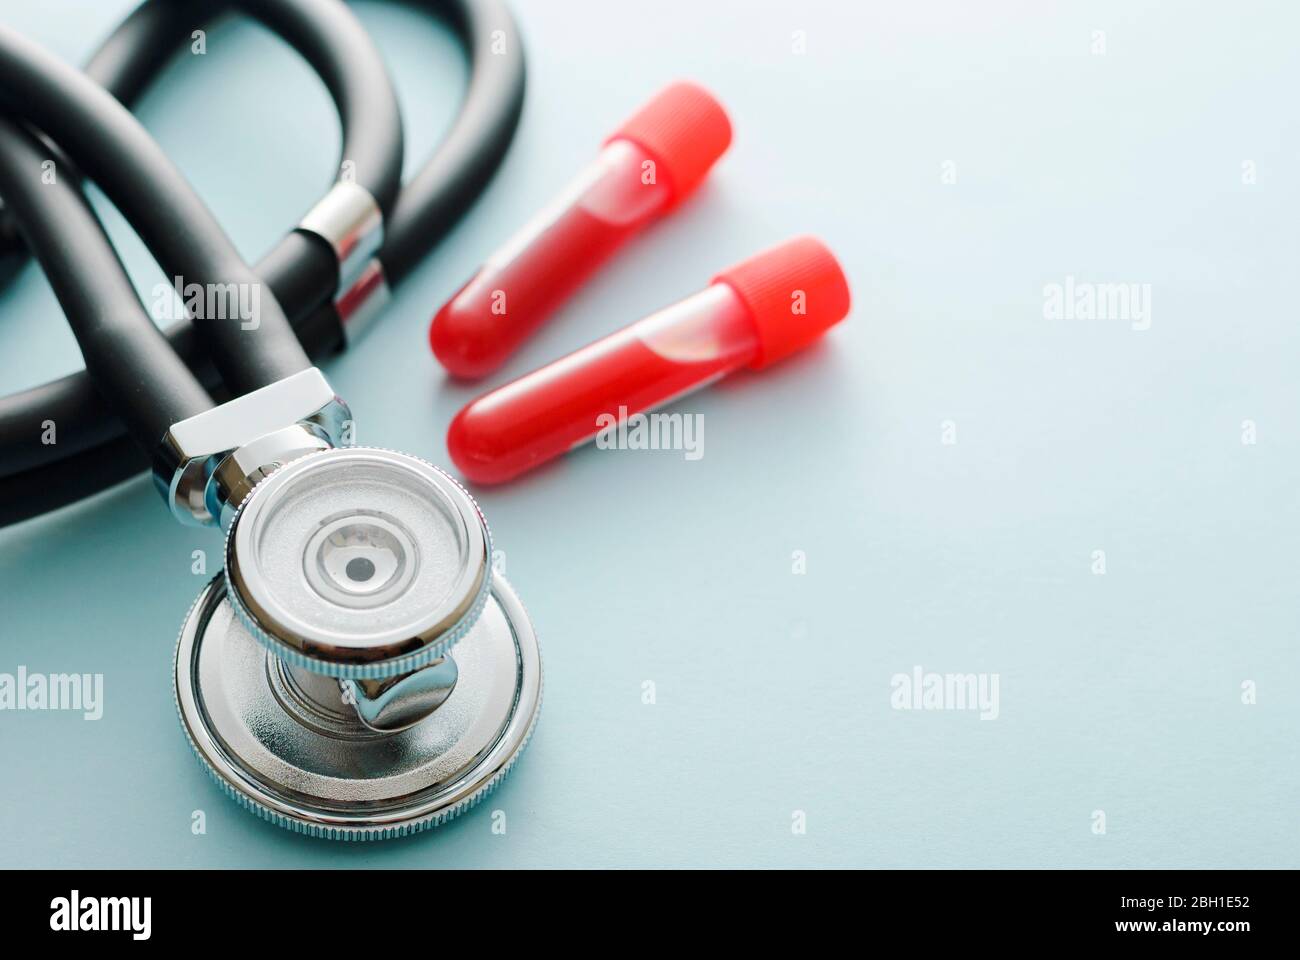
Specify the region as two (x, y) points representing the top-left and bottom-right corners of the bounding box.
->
(448, 237), (852, 485)
(431, 82), (733, 379)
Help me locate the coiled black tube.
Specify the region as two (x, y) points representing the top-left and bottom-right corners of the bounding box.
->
(0, 0), (525, 527)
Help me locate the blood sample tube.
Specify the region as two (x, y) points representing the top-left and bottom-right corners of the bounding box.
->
(447, 236), (851, 484)
(430, 81), (732, 379)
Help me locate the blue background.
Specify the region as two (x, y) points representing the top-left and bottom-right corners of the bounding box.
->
(1, 0), (1297, 868)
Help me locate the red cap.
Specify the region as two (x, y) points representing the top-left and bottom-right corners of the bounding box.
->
(606, 81), (732, 206)
(713, 237), (851, 370)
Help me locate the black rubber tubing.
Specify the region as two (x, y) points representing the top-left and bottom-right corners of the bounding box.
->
(0, 26), (313, 425)
(0, 0), (525, 529)
(0, 0), (405, 472)
(0, 0), (524, 498)
(0, 0), (404, 242)
(0, 117), (215, 451)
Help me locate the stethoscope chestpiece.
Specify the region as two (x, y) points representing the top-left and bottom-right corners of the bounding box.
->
(173, 447), (541, 840)
(225, 448), (492, 678)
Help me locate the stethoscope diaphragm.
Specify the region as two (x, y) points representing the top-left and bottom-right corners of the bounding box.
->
(224, 448), (492, 678)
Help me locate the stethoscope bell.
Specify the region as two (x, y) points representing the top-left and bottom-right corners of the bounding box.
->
(173, 447), (541, 840)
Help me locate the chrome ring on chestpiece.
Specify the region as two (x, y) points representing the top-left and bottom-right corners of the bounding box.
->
(225, 448), (492, 678)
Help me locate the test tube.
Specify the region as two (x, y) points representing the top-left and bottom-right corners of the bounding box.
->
(447, 236), (851, 484)
(430, 81), (732, 379)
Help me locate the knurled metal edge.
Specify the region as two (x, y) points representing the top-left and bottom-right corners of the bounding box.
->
(172, 576), (543, 841)
(222, 447), (494, 680)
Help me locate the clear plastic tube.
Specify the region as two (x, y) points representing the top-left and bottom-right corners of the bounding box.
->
(430, 140), (673, 378)
(430, 81), (733, 379)
(448, 284), (756, 483)
(447, 236), (852, 485)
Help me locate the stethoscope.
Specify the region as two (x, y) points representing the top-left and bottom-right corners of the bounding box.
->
(0, 0), (541, 839)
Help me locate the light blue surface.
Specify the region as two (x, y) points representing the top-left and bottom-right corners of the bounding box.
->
(1, 0), (1297, 868)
